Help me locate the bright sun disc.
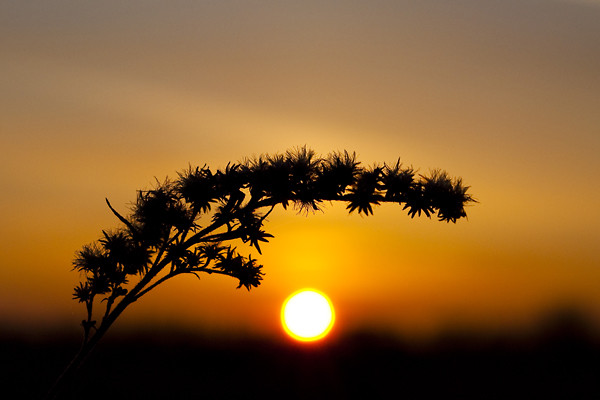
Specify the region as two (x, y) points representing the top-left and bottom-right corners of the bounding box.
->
(281, 289), (335, 342)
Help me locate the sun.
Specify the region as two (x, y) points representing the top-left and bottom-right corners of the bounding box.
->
(281, 289), (335, 342)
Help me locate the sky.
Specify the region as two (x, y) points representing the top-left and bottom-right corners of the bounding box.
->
(1, 0), (599, 342)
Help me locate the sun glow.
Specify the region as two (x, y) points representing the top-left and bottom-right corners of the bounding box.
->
(281, 289), (335, 342)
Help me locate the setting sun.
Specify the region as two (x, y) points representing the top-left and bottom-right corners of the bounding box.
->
(281, 289), (335, 342)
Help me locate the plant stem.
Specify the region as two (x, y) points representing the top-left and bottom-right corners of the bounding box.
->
(43, 294), (132, 399)
(44, 257), (164, 399)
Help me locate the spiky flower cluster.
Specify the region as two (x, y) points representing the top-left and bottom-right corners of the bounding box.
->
(72, 147), (474, 340)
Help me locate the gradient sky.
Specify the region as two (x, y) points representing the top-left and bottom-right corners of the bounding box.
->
(1, 0), (599, 341)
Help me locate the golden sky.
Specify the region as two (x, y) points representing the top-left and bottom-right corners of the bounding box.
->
(1, 0), (599, 341)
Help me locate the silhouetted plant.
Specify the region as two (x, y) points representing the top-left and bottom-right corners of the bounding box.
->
(46, 147), (475, 398)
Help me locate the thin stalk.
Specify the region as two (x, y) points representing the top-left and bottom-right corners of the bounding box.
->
(43, 293), (134, 399)
(45, 244), (171, 399)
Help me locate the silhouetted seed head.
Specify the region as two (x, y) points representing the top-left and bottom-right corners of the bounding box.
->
(346, 166), (385, 215)
(72, 282), (92, 303)
(383, 160), (415, 202)
(176, 165), (217, 213)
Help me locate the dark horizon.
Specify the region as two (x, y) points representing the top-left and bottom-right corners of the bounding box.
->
(7, 305), (600, 399)
(8, 318), (600, 399)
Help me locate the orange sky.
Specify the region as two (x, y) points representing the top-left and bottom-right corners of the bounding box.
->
(1, 0), (599, 341)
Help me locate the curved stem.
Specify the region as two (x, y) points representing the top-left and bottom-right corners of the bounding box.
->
(45, 250), (169, 399)
(44, 294), (134, 399)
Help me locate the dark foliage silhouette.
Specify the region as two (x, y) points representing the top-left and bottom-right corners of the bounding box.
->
(46, 147), (475, 398)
